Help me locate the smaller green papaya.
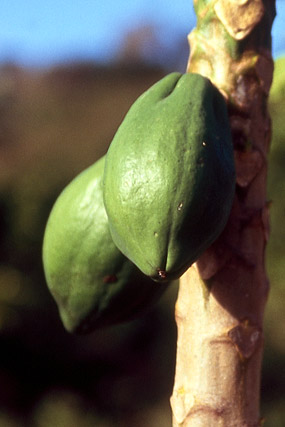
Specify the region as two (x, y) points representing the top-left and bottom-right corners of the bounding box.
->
(103, 72), (235, 282)
(42, 156), (168, 334)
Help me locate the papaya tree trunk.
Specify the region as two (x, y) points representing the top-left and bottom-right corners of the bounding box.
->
(170, 1), (276, 426)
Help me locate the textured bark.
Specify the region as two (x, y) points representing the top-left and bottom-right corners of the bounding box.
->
(170, 1), (276, 426)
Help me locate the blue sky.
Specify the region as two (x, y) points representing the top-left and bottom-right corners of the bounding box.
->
(0, 0), (284, 67)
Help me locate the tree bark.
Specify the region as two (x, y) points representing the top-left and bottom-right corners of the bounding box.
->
(170, 1), (276, 426)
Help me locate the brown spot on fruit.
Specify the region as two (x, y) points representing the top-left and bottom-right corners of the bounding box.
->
(158, 270), (167, 280)
(103, 275), (118, 284)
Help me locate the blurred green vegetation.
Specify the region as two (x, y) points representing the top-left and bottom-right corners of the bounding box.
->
(262, 56), (285, 426)
(0, 57), (284, 426)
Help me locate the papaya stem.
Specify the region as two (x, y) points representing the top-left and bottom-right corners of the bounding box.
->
(170, 1), (276, 425)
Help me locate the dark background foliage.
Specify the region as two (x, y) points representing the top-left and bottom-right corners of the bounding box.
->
(0, 54), (284, 426)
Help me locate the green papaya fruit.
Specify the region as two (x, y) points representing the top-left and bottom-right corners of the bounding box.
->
(103, 72), (235, 282)
(42, 156), (168, 334)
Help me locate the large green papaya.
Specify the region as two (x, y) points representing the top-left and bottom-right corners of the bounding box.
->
(42, 156), (168, 334)
(103, 72), (235, 282)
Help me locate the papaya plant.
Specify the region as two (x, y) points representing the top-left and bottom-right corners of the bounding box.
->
(42, 0), (276, 425)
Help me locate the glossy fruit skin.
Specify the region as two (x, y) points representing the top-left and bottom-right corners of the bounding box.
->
(103, 72), (235, 282)
(42, 156), (168, 334)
